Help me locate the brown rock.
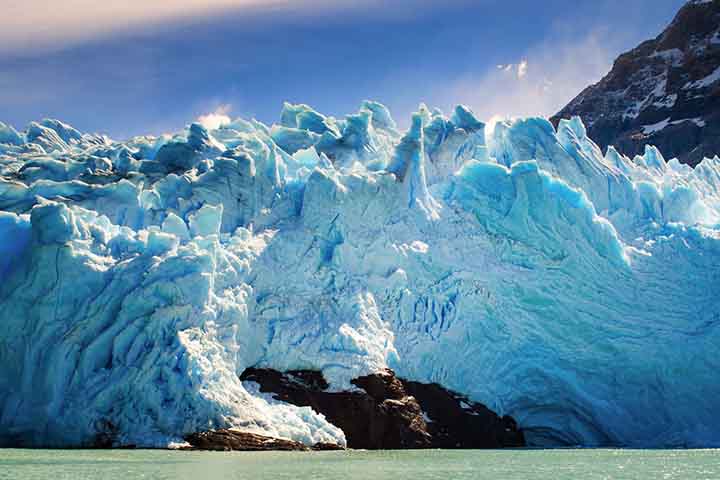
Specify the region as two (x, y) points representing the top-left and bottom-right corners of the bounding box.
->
(403, 380), (525, 448)
(240, 367), (524, 449)
(311, 442), (346, 451)
(184, 429), (310, 451)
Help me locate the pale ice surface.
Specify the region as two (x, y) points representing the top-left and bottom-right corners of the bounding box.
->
(0, 102), (719, 448)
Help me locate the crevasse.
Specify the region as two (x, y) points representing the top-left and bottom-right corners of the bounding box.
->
(0, 102), (719, 448)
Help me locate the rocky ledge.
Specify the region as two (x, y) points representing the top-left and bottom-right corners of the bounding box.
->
(184, 430), (344, 451)
(235, 368), (525, 450)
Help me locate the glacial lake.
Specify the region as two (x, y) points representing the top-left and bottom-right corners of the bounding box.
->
(1, 448), (719, 479)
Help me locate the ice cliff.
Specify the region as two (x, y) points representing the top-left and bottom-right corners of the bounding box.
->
(0, 103), (719, 448)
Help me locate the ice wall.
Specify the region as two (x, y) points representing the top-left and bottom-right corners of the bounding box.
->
(0, 103), (719, 447)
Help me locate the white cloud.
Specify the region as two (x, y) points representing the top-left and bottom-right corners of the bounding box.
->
(517, 59), (528, 79)
(0, 1), (270, 51)
(440, 31), (616, 123)
(495, 60), (528, 79)
(196, 104), (232, 130)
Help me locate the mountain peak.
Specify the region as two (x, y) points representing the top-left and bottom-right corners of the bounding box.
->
(552, 0), (720, 166)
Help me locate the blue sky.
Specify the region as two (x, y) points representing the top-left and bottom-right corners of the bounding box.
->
(0, 0), (686, 139)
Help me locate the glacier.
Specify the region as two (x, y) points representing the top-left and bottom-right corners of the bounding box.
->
(0, 103), (719, 448)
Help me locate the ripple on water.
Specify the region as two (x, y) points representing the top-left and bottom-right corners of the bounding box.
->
(1, 449), (719, 480)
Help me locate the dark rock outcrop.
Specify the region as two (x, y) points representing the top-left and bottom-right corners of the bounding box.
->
(184, 429), (338, 452)
(552, 0), (720, 166)
(402, 380), (523, 449)
(240, 367), (525, 449)
(185, 429), (307, 451)
(310, 441), (346, 451)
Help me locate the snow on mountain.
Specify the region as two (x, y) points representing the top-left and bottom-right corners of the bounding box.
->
(553, 0), (720, 167)
(0, 102), (719, 448)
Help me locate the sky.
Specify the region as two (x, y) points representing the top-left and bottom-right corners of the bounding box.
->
(0, 0), (687, 139)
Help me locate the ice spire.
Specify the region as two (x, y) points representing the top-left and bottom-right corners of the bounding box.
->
(388, 113), (439, 219)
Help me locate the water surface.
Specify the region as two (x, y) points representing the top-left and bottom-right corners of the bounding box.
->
(1, 448), (719, 479)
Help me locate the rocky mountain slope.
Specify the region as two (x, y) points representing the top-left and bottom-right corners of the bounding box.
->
(552, 0), (720, 166)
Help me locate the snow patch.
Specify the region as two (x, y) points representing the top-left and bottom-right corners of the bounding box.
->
(683, 66), (720, 89)
(642, 118), (671, 134)
(641, 116), (707, 135)
(650, 48), (684, 66)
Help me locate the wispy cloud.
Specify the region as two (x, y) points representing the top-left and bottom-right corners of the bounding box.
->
(0, 1), (263, 52)
(196, 104), (233, 130)
(443, 30), (616, 123)
(1, 0), (467, 54)
(517, 59), (528, 79)
(496, 59), (528, 79)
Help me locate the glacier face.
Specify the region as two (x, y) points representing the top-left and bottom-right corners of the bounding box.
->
(0, 103), (719, 448)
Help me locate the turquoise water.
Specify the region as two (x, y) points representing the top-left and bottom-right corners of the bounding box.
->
(1, 449), (719, 479)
